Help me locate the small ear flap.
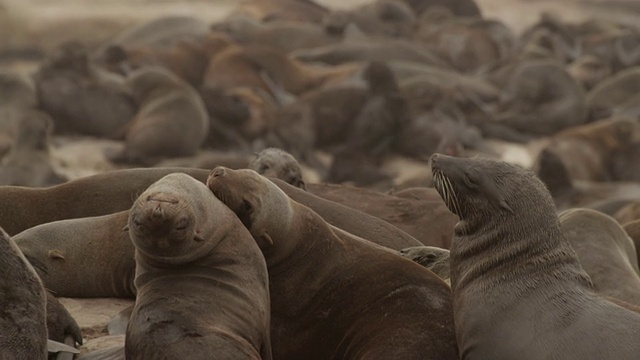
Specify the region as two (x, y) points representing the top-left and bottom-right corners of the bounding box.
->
(298, 180), (307, 191)
(122, 225), (129, 232)
(194, 234), (205, 242)
(48, 250), (65, 260)
(500, 199), (514, 214)
(258, 232), (274, 248)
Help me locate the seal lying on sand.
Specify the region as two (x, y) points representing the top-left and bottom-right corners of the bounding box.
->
(207, 167), (458, 360)
(431, 153), (640, 360)
(125, 173), (272, 359)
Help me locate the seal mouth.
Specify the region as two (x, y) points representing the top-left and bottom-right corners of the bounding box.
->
(432, 167), (462, 217)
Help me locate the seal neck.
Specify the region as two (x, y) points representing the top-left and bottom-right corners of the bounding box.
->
(450, 212), (592, 297)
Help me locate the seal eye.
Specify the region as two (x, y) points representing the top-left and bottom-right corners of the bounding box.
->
(259, 164), (270, 172)
(242, 199), (253, 214)
(463, 173), (478, 189)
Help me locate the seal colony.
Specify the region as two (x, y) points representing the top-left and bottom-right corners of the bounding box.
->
(430, 153), (640, 359)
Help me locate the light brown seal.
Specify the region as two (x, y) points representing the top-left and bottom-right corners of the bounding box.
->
(400, 245), (451, 282)
(0, 110), (67, 187)
(0, 225), (47, 359)
(107, 66), (209, 165)
(559, 208), (640, 305)
(126, 173), (271, 359)
(249, 147), (306, 189)
(206, 167), (458, 360)
(431, 153), (640, 359)
(13, 210), (136, 298)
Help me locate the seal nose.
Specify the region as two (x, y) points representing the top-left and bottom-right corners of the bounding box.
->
(210, 167), (226, 178)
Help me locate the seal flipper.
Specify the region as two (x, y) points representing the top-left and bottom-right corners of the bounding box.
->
(47, 339), (80, 354)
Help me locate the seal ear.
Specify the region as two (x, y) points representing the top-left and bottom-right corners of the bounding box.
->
(257, 232), (274, 249)
(48, 250), (65, 260)
(499, 199), (514, 214)
(122, 225), (129, 232)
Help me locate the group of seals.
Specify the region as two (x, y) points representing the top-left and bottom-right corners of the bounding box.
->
(431, 153), (640, 359)
(125, 173), (272, 359)
(206, 166), (458, 359)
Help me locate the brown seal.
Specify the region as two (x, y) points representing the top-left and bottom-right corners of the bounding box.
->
(0, 225), (48, 359)
(34, 41), (136, 139)
(398, 0), (481, 16)
(0, 167), (212, 236)
(0, 167), (420, 250)
(107, 66), (209, 165)
(306, 182), (457, 248)
(229, 0), (330, 23)
(586, 66), (640, 121)
(249, 147), (306, 189)
(0, 109), (67, 187)
(559, 208), (640, 305)
(322, 0), (417, 38)
(492, 59), (587, 139)
(13, 210), (136, 298)
(125, 173), (271, 359)
(567, 54), (612, 91)
(206, 167), (459, 360)
(431, 152), (640, 359)
(400, 245), (451, 282)
(541, 116), (640, 182)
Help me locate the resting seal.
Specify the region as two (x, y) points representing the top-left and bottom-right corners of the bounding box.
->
(0, 225), (47, 359)
(400, 245), (451, 282)
(108, 66), (209, 165)
(559, 208), (640, 305)
(431, 153), (640, 359)
(14, 210), (136, 298)
(249, 147), (306, 189)
(126, 173), (271, 359)
(207, 167), (458, 360)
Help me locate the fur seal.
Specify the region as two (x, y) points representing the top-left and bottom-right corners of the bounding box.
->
(0, 109), (67, 187)
(0, 167), (212, 236)
(0, 225), (48, 359)
(207, 167), (459, 360)
(586, 66), (640, 121)
(229, 0), (329, 23)
(249, 147), (306, 189)
(398, 0), (481, 16)
(568, 54), (612, 91)
(431, 152), (640, 359)
(559, 208), (640, 305)
(323, 0), (417, 38)
(492, 59), (587, 139)
(400, 245), (451, 281)
(13, 210), (136, 298)
(34, 41), (136, 139)
(107, 66), (209, 165)
(542, 116), (640, 182)
(126, 173), (271, 359)
(306, 182), (457, 248)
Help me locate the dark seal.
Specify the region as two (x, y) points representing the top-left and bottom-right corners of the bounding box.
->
(431, 153), (640, 360)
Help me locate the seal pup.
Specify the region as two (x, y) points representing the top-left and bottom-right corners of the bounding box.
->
(0, 225), (48, 359)
(400, 245), (451, 282)
(207, 167), (459, 360)
(431, 153), (640, 360)
(0, 110), (67, 187)
(249, 147), (306, 189)
(14, 210), (136, 298)
(107, 66), (209, 165)
(559, 208), (640, 305)
(126, 173), (271, 360)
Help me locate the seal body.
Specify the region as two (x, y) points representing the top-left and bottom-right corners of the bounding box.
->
(559, 208), (640, 305)
(125, 173), (271, 360)
(431, 153), (640, 360)
(13, 210), (136, 298)
(207, 167), (458, 360)
(0, 225), (48, 359)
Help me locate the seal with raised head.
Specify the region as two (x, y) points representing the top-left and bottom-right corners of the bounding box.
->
(108, 66), (209, 165)
(14, 210), (136, 298)
(400, 245), (451, 282)
(430, 153), (640, 360)
(207, 167), (458, 360)
(559, 208), (640, 305)
(0, 225), (48, 359)
(125, 173), (271, 360)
